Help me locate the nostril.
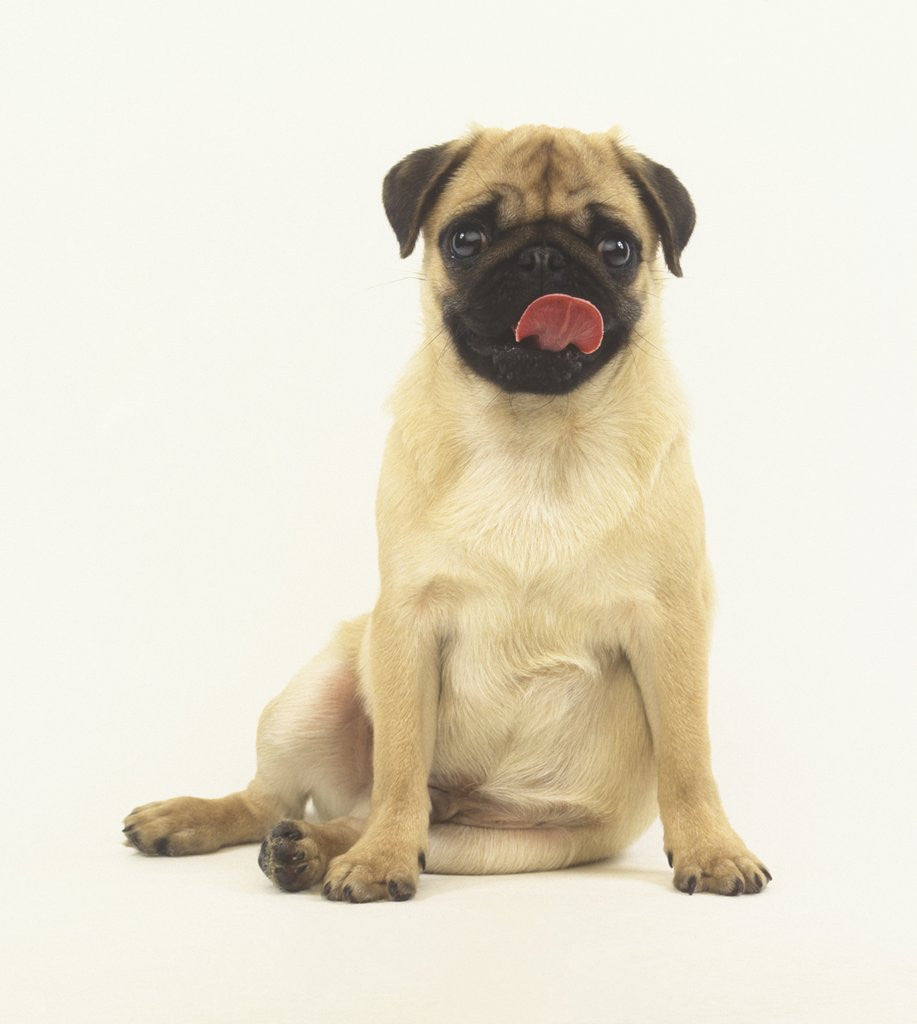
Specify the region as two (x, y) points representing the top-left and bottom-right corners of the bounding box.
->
(518, 245), (565, 272)
(518, 248), (537, 270)
(546, 248), (565, 270)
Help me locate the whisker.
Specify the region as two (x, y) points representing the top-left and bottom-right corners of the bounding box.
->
(419, 324), (448, 354)
(631, 327), (663, 355)
(482, 387), (505, 416)
(365, 274), (426, 290)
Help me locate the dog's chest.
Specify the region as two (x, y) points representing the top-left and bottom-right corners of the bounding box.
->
(431, 568), (618, 781)
(431, 435), (638, 574)
(394, 416), (659, 795)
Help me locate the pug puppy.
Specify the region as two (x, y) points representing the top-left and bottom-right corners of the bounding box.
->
(123, 125), (770, 901)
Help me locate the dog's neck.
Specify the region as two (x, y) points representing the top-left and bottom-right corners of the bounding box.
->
(382, 298), (689, 548)
(395, 299), (683, 455)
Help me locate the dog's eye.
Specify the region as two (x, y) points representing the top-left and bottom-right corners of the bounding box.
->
(598, 236), (632, 268)
(450, 225), (487, 259)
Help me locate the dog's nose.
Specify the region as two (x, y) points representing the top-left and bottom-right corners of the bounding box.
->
(517, 245), (566, 272)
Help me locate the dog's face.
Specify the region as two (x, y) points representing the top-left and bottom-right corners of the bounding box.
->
(383, 126), (695, 394)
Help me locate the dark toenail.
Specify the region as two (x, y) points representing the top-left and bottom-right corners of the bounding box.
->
(388, 880), (413, 902)
(761, 866), (772, 882)
(687, 875), (697, 895)
(729, 879), (743, 896)
(322, 882), (332, 897)
(154, 836), (171, 856)
(418, 852), (426, 871)
(258, 841), (270, 874)
(343, 885), (353, 902)
(666, 850), (673, 868)
(753, 873), (763, 891)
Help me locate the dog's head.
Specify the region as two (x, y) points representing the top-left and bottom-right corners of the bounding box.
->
(383, 126), (695, 395)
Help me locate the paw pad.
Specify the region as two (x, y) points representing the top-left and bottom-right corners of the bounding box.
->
(259, 820), (326, 893)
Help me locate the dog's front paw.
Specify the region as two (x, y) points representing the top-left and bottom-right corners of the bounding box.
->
(322, 840), (421, 903)
(258, 820), (328, 892)
(666, 836), (771, 896)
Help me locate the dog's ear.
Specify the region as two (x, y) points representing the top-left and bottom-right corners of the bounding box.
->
(618, 148), (696, 277)
(383, 140), (474, 258)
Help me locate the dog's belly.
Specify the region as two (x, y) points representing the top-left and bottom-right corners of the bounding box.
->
(428, 613), (656, 831)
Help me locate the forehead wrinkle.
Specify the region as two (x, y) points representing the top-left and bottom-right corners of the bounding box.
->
(444, 184), (524, 226)
(454, 183), (599, 236)
(587, 201), (635, 226)
(455, 128), (642, 235)
(464, 131), (522, 189)
(515, 135), (595, 220)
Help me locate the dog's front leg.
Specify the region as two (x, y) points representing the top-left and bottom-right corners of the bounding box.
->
(321, 597), (438, 903)
(629, 590), (771, 896)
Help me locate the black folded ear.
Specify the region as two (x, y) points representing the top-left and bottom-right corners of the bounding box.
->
(618, 149), (696, 277)
(383, 139), (474, 258)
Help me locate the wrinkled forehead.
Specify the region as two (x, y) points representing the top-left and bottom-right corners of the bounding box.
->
(437, 127), (649, 235)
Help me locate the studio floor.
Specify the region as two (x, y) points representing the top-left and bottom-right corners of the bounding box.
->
(5, 807), (909, 1024)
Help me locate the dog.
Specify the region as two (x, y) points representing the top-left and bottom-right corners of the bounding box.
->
(123, 125), (770, 901)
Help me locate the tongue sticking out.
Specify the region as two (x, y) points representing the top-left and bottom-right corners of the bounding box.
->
(514, 294), (604, 355)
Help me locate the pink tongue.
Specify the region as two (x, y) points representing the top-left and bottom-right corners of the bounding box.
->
(514, 294), (604, 354)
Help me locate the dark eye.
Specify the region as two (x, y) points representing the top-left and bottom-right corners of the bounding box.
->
(450, 225), (487, 259)
(598, 236), (633, 268)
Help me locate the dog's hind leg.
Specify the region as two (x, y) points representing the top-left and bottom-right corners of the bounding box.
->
(425, 821), (624, 875)
(123, 616), (373, 857)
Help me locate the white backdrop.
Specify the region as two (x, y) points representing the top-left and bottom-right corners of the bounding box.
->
(2, 2), (913, 1022)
